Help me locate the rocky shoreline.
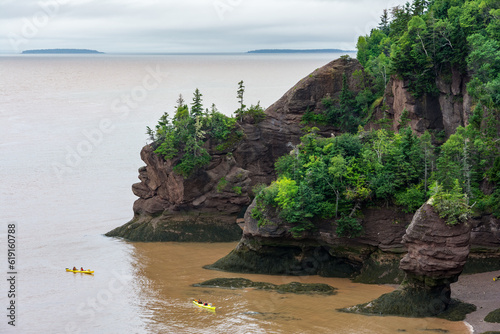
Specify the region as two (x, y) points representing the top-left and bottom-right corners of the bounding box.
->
(105, 55), (500, 331)
(451, 270), (500, 333)
(106, 57), (499, 276)
(207, 198), (500, 282)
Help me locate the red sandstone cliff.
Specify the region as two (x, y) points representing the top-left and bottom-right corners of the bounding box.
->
(368, 66), (471, 137)
(107, 57), (499, 276)
(106, 57), (365, 241)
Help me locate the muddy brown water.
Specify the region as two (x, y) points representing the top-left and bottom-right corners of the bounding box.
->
(0, 54), (471, 333)
(129, 242), (469, 334)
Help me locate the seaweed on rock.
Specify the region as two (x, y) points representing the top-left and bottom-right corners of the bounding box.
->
(193, 277), (337, 295)
(485, 308), (500, 323)
(339, 287), (476, 321)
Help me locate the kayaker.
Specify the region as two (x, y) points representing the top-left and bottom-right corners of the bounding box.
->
(73, 267), (77, 271)
(81, 267), (84, 271)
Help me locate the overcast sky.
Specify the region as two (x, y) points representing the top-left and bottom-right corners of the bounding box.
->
(0, 0), (406, 53)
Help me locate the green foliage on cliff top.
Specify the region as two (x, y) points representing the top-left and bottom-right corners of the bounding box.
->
(430, 180), (472, 225)
(252, 115), (500, 236)
(350, 0), (500, 220)
(147, 88), (247, 177)
(148, 82), (264, 177)
(253, 127), (429, 237)
(148, 96), (228, 177)
(357, 0), (500, 113)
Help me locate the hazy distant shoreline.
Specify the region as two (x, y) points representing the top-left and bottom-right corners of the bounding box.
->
(21, 49), (104, 54)
(248, 49), (354, 54)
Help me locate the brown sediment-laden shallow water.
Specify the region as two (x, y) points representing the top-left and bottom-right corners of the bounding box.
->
(129, 242), (470, 334)
(0, 54), (473, 333)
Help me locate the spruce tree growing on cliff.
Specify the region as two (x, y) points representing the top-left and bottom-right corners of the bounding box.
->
(235, 80), (246, 121)
(378, 9), (390, 35)
(176, 94), (185, 109)
(191, 89), (204, 118)
(420, 131), (434, 193)
(323, 74), (361, 133)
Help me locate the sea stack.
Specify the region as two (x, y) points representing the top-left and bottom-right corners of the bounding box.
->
(106, 57), (365, 242)
(399, 201), (472, 311)
(342, 200), (476, 318)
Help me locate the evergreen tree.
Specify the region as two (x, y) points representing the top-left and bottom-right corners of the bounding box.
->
(191, 89), (204, 118)
(235, 80), (246, 121)
(420, 131), (434, 193)
(176, 94), (185, 109)
(324, 74), (361, 133)
(237, 80), (245, 110)
(379, 9), (390, 35)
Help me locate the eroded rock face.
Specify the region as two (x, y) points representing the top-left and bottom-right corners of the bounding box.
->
(368, 66), (471, 138)
(263, 56), (364, 136)
(209, 191), (499, 282)
(207, 197), (413, 281)
(339, 201), (476, 319)
(400, 202), (472, 284)
(396, 201), (472, 314)
(105, 143), (253, 242)
(131, 144), (252, 216)
(107, 58), (365, 241)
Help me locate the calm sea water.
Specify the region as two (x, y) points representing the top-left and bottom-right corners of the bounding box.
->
(0, 54), (468, 333)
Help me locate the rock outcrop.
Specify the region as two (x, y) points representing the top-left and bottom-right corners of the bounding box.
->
(107, 56), (500, 281)
(341, 201), (477, 319)
(106, 57), (365, 242)
(208, 195), (500, 282)
(206, 197), (412, 282)
(193, 278), (337, 295)
(367, 66), (471, 138)
(400, 202), (471, 287)
(105, 144), (252, 242)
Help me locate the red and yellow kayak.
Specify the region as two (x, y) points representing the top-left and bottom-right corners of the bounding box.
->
(66, 268), (94, 274)
(193, 300), (216, 310)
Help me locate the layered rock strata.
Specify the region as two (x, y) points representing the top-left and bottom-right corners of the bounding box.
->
(107, 56), (499, 281)
(106, 57), (365, 242)
(342, 201), (476, 319)
(208, 196), (500, 282)
(399, 202), (471, 304)
(206, 198), (412, 282)
(368, 66), (471, 137)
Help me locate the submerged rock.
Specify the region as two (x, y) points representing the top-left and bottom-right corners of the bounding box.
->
(485, 308), (500, 323)
(193, 277), (337, 295)
(340, 290), (476, 321)
(105, 214), (243, 242)
(193, 277), (276, 290)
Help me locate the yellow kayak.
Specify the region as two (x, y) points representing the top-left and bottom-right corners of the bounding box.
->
(193, 300), (216, 310)
(66, 268), (94, 274)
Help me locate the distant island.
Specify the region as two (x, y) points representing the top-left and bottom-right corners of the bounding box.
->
(248, 49), (353, 54)
(21, 49), (104, 54)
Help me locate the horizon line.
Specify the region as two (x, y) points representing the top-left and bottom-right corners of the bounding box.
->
(0, 49), (357, 55)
